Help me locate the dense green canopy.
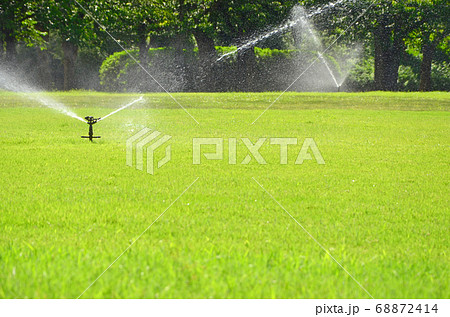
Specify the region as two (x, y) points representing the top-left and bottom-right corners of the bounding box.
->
(0, 0), (448, 91)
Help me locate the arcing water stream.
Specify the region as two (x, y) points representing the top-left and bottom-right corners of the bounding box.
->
(0, 67), (144, 124)
(99, 96), (144, 121)
(295, 7), (340, 88)
(217, 0), (347, 62)
(0, 67), (85, 122)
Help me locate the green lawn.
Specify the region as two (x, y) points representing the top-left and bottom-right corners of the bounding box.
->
(0, 91), (448, 298)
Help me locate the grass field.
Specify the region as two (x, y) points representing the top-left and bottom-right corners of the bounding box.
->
(0, 91), (448, 298)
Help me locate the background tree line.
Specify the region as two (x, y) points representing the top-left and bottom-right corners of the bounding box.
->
(0, 0), (448, 92)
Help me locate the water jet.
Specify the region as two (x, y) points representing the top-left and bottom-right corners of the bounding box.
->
(216, 0), (347, 62)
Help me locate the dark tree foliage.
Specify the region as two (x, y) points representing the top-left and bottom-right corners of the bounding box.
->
(1, 0), (449, 91)
(410, 0), (449, 91)
(0, 0), (45, 62)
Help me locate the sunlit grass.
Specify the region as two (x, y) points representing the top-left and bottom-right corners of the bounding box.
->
(0, 91), (448, 298)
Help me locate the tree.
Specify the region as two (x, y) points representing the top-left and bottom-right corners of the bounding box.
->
(411, 0), (449, 91)
(209, 0), (296, 91)
(92, 0), (172, 90)
(372, 2), (413, 91)
(167, 0), (217, 91)
(0, 0), (45, 64)
(304, 0), (420, 91)
(34, 0), (96, 90)
(112, 0), (168, 63)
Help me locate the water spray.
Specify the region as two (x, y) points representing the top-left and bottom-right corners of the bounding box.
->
(80, 96), (144, 142)
(0, 68), (85, 122)
(317, 53), (339, 89)
(98, 96), (144, 122)
(216, 0), (347, 62)
(81, 116), (101, 141)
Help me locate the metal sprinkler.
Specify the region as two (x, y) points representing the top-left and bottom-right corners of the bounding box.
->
(81, 116), (101, 141)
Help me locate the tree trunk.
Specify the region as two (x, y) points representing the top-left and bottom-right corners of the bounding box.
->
(138, 41), (149, 66)
(373, 22), (403, 91)
(171, 0), (193, 92)
(172, 33), (193, 92)
(36, 48), (53, 90)
(62, 41), (78, 90)
(5, 33), (17, 65)
(193, 30), (216, 92)
(36, 28), (52, 90)
(137, 23), (149, 66)
(237, 47), (257, 92)
(137, 40), (149, 92)
(419, 40), (435, 92)
(384, 34), (403, 91)
(374, 23), (388, 90)
(374, 34), (384, 90)
(136, 23), (150, 92)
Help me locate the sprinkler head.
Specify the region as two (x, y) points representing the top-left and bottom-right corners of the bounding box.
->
(337, 85), (341, 92)
(84, 116), (100, 124)
(81, 116), (101, 141)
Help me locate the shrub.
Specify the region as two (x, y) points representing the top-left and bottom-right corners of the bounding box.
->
(99, 47), (197, 92)
(255, 47), (295, 60)
(99, 50), (138, 92)
(398, 65), (419, 91)
(431, 61), (450, 91)
(345, 57), (375, 91)
(99, 46), (441, 92)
